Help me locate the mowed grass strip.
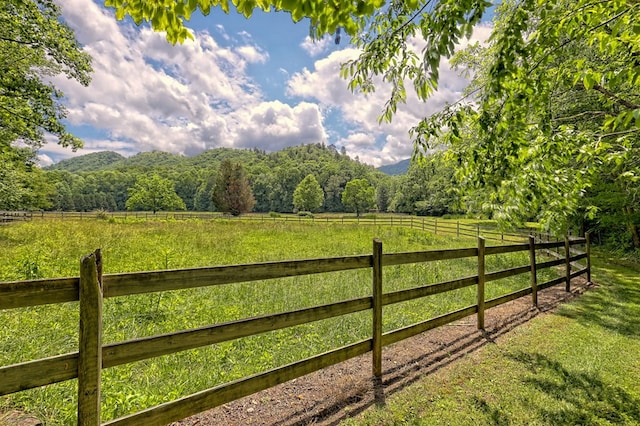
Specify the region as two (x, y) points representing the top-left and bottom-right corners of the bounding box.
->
(343, 256), (640, 426)
(0, 218), (552, 423)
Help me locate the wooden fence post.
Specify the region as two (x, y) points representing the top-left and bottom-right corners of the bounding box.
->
(372, 238), (383, 377)
(586, 232), (592, 284)
(564, 236), (571, 292)
(78, 250), (103, 425)
(434, 219), (438, 235)
(457, 220), (460, 237)
(529, 236), (538, 307)
(477, 237), (485, 330)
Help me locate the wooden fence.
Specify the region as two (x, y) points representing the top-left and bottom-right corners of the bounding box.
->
(2, 210), (528, 244)
(0, 232), (590, 425)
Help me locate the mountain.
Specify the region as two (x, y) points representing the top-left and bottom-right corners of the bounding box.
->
(378, 158), (410, 175)
(43, 143), (387, 213)
(45, 151), (125, 173)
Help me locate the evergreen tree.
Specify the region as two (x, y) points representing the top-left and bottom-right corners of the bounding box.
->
(212, 159), (255, 216)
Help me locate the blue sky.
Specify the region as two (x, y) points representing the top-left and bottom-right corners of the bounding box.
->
(43, 1), (492, 167)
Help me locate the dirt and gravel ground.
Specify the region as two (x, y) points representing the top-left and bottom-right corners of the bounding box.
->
(172, 277), (593, 426)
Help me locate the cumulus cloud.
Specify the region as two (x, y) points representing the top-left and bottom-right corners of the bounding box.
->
(42, 1), (490, 167)
(286, 26), (491, 166)
(236, 45), (269, 64)
(42, 0), (328, 164)
(300, 36), (333, 57)
(233, 101), (326, 151)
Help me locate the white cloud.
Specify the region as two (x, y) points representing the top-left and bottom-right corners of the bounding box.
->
(287, 26), (491, 166)
(233, 101), (326, 151)
(300, 36), (333, 57)
(39, 137), (137, 167)
(237, 45), (269, 64)
(46, 0), (329, 164)
(45, 1), (490, 168)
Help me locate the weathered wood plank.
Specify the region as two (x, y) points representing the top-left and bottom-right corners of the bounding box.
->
(485, 265), (530, 282)
(78, 250), (103, 425)
(537, 258), (566, 270)
(536, 241), (566, 250)
(0, 353), (78, 396)
(485, 287), (532, 309)
(104, 255), (372, 297)
(529, 236), (538, 306)
(382, 247), (477, 266)
(382, 276), (477, 306)
(372, 239), (383, 377)
(382, 305), (478, 346)
(102, 341), (372, 426)
(571, 253), (588, 262)
(565, 237), (571, 292)
(538, 275), (566, 290)
(477, 237), (486, 330)
(103, 297), (371, 368)
(586, 233), (592, 283)
(484, 243), (529, 255)
(570, 268), (588, 280)
(568, 237), (587, 245)
(0, 277), (79, 309)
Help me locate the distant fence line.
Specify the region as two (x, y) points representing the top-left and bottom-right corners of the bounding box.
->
(0, 210), (529, 244)
(0, 232), (590, 425)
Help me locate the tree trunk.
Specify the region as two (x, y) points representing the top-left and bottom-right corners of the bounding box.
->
(624, 207), (640, 249)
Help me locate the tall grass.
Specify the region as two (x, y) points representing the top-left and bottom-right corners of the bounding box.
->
(0, 218), (554, 423)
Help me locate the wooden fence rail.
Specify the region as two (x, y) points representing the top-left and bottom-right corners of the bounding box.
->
(0, 234), (590, 425)
(4, 210), (530, 244)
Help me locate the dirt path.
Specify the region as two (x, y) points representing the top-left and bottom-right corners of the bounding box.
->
(173, 278), (593, 426)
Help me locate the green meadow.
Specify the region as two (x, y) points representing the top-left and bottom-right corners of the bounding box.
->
(0, 218), (554, 423)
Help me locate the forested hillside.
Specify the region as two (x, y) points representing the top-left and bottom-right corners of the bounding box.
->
(41, 143), (460, 216)
(45, 151), (125, 173)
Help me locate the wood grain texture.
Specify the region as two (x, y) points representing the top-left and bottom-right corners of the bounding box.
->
(102, 341), (371, 426)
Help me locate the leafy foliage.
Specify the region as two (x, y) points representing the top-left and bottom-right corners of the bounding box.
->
(212, 159), (256, 216)
(0, 148), (52, 210)
(389, 152), (459, 216)
(0, 0), (92, 211)
(423, 0), (640, 237)
(125, 174), (186, 213)
(0, 0), (92, 150)
(45, 151), (125, 173)
(44, 144), (388, 214)
(293, 174), (324, 212)
(105, 0), (386, 44)
(342, 178), (376, 216)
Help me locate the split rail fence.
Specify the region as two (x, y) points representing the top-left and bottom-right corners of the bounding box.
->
(0, 234), (590, 425)
(1, 210), (527, 244)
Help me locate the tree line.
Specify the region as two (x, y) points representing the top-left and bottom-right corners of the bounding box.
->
(37, 143), (460, 217)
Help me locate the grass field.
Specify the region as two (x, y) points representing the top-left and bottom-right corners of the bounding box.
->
(0, 218), (555, 424)
(343, 255), (640, 425)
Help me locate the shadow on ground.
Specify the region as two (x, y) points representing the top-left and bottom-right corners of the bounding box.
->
(261, 283), (589, 426)
(557, 259), (640, 339)
(503, 351), (640, 424)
